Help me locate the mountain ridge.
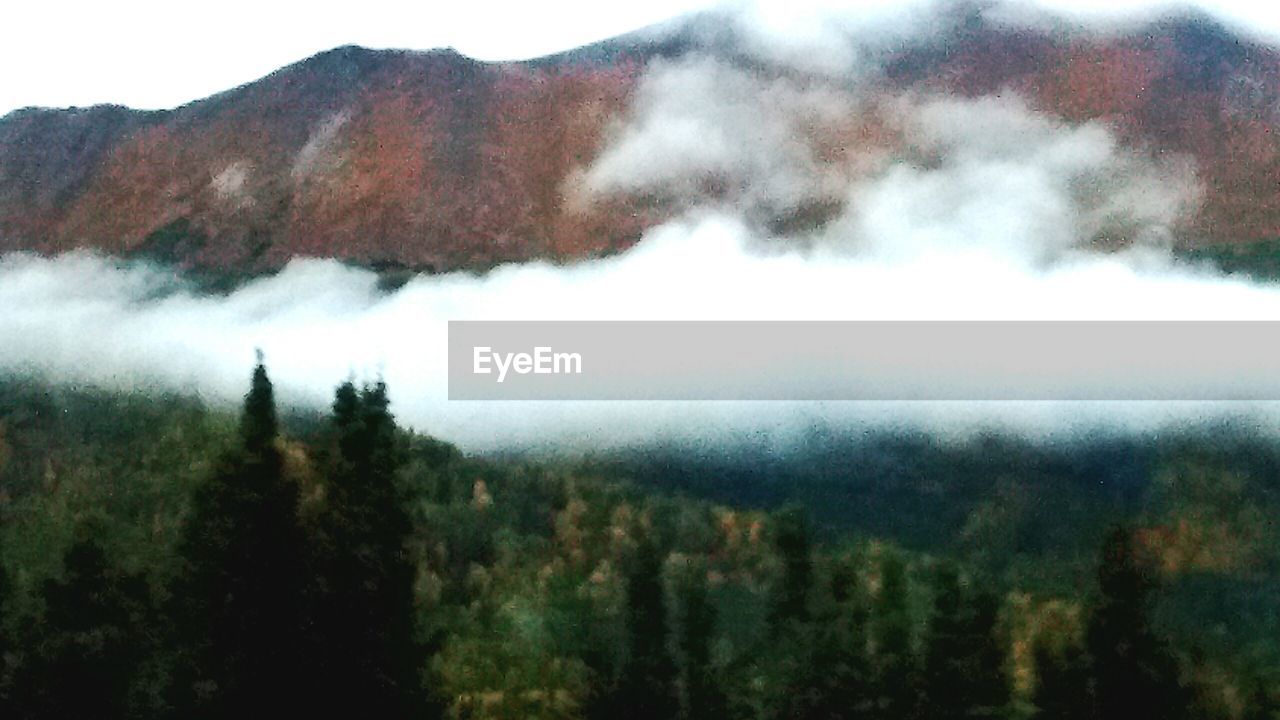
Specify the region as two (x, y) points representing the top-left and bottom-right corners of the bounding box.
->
(2, 10), (1278, 274)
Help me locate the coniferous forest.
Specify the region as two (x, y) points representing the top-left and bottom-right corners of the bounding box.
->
(0, 364), (1276, 719)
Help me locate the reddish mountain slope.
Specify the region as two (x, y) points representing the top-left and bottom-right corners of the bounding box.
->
(0, 46), (651, 271)
(0, 13), (1277, 273)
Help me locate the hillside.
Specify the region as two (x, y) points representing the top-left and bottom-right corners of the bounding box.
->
(1, 10), (1278, 274)
(1, 373), (1277, 717)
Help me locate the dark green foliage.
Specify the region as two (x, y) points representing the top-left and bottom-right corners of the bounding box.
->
(921, 563), (966, 712)
(1032, 636), (1092, 720)
(169, 360), (309, 718)
(132, 219), (271, 294)
(673, 560), (726, 720)
(965, 592), (1007, 714)
(15, 531), (150, 719)
(769, 505), (813, 631)
(611, 538), (679, 720)
(0, 547), (8, 714)
(786, 553), (874, 720)
(1087, 527), (1189, 720)
(767, 510), (874, 720)
(0, 375), (1277, 720)
(871, 549), (917, 719)
(1177, 238), (1280, 283)
(309, 379), (429, 718)
(1243, 678), (1278, 720)
(133, 218), (209, 266)
(919, 563), (1008, 719)
(240, 356), (278, 461)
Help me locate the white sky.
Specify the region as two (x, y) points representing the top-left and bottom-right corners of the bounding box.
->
(0, 0), (720, 117)
(1, 0), (1279, 117)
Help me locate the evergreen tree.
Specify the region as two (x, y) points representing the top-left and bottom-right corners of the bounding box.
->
(964, 592), (1009, 717)
(311, 379), (427, 718)
(787, 554), (873, 720)
(770, 505), (814, 632)
(920, 563), (966, 720)
(919, 564), (1008, 719)
(0, 541), (9, 715)
(1031, 635), (1092, 720)
(1243, 677), (1277, 720)
(17, 531), (148, 719)
(674, 560), (725, 720)
(240, 354), (279, 461)
(761, 505), (828, 720)
(872, 550), (917, 720)
(170, 358), (308, 718)
(615, 537), (679, 720)
(1086, 527), (1187, 720)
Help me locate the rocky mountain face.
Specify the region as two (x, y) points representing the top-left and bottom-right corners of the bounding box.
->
(1, 11), (1277, 274)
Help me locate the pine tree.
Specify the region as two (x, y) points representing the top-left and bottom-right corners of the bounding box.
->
(616, 537), (679, 720)
(241, 354), (279, 462)
(171, 358), (308, 718)
(919, 563), (963, 716)
(872, 549), (917, 720)
(1087, 527), (1187, 720)
(311, 379), (427, 718)
(1031, 635), (1092, 720)
(674, 560), (726, 720)
(788, 554), (873, 720)
(18, 531), (148, 719)
(1242, 677), (1277, 720)
(964, 591), (1009, 717)
(919, 563), (1008, 719)
(770, 505), (814, 632)
(0, 540), (9, 714)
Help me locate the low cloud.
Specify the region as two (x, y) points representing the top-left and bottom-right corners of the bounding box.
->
(580, 56), (864, 219)
(2, 0), (1279, 451)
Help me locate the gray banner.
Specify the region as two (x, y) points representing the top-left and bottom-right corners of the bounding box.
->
(447, 321), (1280, 401)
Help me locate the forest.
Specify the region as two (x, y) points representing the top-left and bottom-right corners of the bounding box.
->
(0, 363), (1275, 719)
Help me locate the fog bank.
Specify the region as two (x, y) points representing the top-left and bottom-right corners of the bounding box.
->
(4, 1), (1280, 450)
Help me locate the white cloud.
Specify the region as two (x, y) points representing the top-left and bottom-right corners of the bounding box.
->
(0, 86), (1273, 450)
(582, 56), (862, 216)
(4, 0), (1280, 452)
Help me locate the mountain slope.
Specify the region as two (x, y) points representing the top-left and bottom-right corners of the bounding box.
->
(0, 46), (649, 271)
(1, 11), (1278, 273)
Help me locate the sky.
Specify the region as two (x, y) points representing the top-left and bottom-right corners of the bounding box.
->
(0, 0), (716, 117)
(3, 0), (1280, 118)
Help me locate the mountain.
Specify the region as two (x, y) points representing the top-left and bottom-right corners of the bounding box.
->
(1, 9), (1278, 274)
(0, 46), (648, 272)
